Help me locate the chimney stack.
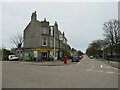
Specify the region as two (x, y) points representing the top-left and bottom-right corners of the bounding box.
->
(31, 11), (37, 21)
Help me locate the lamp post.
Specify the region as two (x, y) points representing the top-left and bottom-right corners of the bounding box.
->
(103, 46), (105, 60)
(53, 26), (56, 61)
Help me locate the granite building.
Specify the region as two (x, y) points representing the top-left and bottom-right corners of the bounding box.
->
(17, 11), (71, 60)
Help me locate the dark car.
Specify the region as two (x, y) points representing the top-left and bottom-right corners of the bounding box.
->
(78, 56), (81, 60)
(72, 56), (79, 62)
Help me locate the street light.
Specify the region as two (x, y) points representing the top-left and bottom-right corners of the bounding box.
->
(53, 26), (56, 61)
(103, 46), (105, 60)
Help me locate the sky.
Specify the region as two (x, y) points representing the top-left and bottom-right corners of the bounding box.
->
(1, 0), (119, 53)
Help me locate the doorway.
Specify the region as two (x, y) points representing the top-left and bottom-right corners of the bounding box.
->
(41, 52), (47, 60)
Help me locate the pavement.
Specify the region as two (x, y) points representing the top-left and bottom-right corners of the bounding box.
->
(17, 58), (120, 69)
(106, 61), (120, 69)
(98, 59), (120, 69)
(7, 58), (120, 69)
(13, 59), (74, 66)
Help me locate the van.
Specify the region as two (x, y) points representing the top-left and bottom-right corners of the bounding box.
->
(8, 55), (19, 61)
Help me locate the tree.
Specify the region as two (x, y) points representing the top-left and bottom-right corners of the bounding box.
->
(86, 39), (103, 57)
(10, 33), (23, 48)
(77, 50), (83, 55)
(2, 48), (13, 60)
(63, 51), (71, 58)
(103, 19), (120, 57)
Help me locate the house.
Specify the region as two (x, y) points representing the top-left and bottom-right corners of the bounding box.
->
(16, 11), (71, 61)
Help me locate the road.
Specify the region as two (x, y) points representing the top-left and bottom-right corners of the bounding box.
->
(2, 55), (119, 88)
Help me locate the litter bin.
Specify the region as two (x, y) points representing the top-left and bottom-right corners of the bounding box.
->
(26, 56), (33, 61)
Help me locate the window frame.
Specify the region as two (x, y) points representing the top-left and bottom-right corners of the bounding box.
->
(42, 38), (47, 46)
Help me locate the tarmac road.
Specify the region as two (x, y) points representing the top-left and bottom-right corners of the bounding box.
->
(2, 55), (119, 88)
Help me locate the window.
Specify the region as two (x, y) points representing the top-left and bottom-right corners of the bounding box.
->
(63, 38), (65, 43)
(59, 34), (63, 40)
(50, 26), (54, 36)
(42, 38), (47, 46)
(50, 40), (53, 47)
(42, 27), (47, 34)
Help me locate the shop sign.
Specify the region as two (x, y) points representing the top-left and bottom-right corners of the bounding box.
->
(41, 50), (48, 52)
(33, 48), (53, 51)
(32, 48), (54, 53)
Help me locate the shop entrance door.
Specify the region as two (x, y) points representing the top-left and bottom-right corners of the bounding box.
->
(42, 52), (47, 60)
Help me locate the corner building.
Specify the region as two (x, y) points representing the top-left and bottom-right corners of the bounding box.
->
(22, 11), (70, 60)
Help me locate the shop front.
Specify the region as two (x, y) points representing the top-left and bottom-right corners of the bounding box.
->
(33, 48), (54, 61)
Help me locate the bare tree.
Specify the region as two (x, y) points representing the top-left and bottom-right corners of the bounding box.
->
(10, 33), (23, 48)
(103, 19), (120, 57)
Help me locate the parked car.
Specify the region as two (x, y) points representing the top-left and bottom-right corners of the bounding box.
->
(8, 55), (19, 61)
(89, 56), (94, 59)
(78, 56), (81, 60)
(78, 55), (83, 60)
(72, 56), (79, 62)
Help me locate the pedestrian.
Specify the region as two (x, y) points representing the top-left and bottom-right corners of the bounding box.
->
(63, 55), (67, 64)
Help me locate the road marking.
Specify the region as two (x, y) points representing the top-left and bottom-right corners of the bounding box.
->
(93, 70), (103, 72)
(101, 63), (119, 70)
(86, 69), (91, 71)
(110, 66), (119, 70)
(76, 62), (80, 65)
(87, 69), (117, 74)
(86, 66), (94, 71)
(106, 71), (115, 74)
(86, 69), (116, 74)
(86, 66), (117, 74)
(100, 65), (110, 69)
(91, 66), (94, 69)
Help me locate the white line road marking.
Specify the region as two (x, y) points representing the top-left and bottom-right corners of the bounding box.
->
(76, 62), (81, 65)
(93, 70), (103, 72)
(86, 65), (117, 74)
(91, 66), (94, 69)
(106, 71), (115, 74)
(110, 66), (119, 70)
(86, 66), (94, 71)
(86, 69), (117, 74)
(101, 64), (118, 70)
(86, 69), (104, 72)
(100, 64), (110, 68)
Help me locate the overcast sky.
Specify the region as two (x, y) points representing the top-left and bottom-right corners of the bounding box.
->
(1, 1), (118, 53)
